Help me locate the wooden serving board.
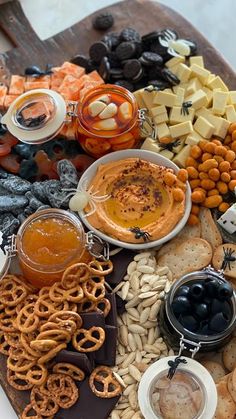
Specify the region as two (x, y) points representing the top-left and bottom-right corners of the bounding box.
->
(0, 0), (236, 416)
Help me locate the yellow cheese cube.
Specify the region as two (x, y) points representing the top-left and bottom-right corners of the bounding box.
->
(165, 56), (185, 68)
(156, 123), (171, 139)
(141, 137), (162, 153)
(173, 145), (191, 168)
(153, 113), (169, 124)
(159, 149), (174, 160)
(212, 116), (230, 138)
(195, 107), (210, 119)
(174, 87), (185, 106)
(229, 91), (236, 105)
(202, 87), (213, 107)
(189, 56), (204, 67)
(140, 90), (156, 110)
(207, 76), (228, 92)
(169, 121), (193, 138)
(150, 105), (166, 117)
(212, 90), (229, 115)
(185, 90), (208, 110)
(185, 78), (202, 96)
(194, 116), (214, 139)
(153, 91), (177, 107)
(169, 106), (195, 124)
(133, 89), (146, 109)
(185, 130), (203, 146)
(190, 64), (210, 84)
(176, 63), (192, 82)
(225, 105), (236, 123)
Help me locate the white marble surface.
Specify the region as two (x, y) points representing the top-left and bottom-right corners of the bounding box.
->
(0, 0), (235, 417)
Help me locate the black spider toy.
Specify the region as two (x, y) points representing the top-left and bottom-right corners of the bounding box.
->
(159, 139), (181, 152)
(221, 247), (236, 270)
(129, 226), (151, 242)
(181, 101), (193, 116)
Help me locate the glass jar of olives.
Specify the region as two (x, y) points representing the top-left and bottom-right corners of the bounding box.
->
(160, 267), (236, 353)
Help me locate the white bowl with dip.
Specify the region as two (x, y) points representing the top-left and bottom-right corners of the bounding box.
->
(78, 149), (191, 250)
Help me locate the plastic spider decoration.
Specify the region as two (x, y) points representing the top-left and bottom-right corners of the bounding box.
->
(158, 29), (197, 57)
(129, 226), (151, 242)
(221, 247), (236, 270)
(159, 139), (181, 152)
(181, 101), (193, 116)
(24, 64), (53, 78)
(62, 177), (110, 217)
(138, 108), (156, 140)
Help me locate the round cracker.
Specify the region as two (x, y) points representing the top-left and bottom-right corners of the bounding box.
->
(201, 360), (226, 384)
(214, 380), (236, 419)
(227, 374), (236, 403)
(223, 338), (236, 372)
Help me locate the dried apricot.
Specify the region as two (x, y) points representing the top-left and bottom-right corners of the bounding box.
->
(201, 179), (215, 190)
(201, 159), (218, 172)
(199, 172), (209, 180)
(208, 189), (219, 196)
(229, 122), (236, 134)
(159, 136), (173, 144)
(220, 172), (231, 183)
(212, 139), (222, 146)
(208, 168), (220, 182)
(231, 140), (236, 153)
(218, 202), (230, 212)
(213, 155), (224, 164)
(229, 180), (236, 191)
(219, 161), (231, 172)
(225, 150), (236, 163)
(191, 204), (200, 215)
(191, 190), (205, 203)
(173, 188), (185, 202)
(231, 131), (236, 142)
(187, 214), (199, 225)
(203, 195), (223, 208)
(164, 172), (176, 186)
(204, 142), (216, 154)
(177, 168), (188, 182)
(230, 170), (236, 179)
(190, 145), (202, 159)
(190, 179), (201, 189)
(216, 181), (228, 194)
(198, 140), (208, 151)
(224, 135), (232, 145)
(202, 152), (212, 162)
(187, 166), (199, 179)
(186, 156), (198, 169)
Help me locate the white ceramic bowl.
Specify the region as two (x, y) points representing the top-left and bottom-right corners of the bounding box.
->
(78, 149), (191, 250)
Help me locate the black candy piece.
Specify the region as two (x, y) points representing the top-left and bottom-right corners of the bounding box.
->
(123, 59), (143, 80)
(70, 54), (89, 68)
(179, 315), (198, 332)
(172, 296), (191, 315)
(120, 27), (141, 42)
(139, 51), (163, 67)
(99, 56), (111, 81)
(194, 303), (208, 320)
(92, 12), (114, 30)
(0, 175), (31, 195)
(189, 283), (205, 301)
(175, 285), (190, 298)
(115, 80), (134, 91)
(89, 41), (110, 63)
(209, 312), (231, 333)
(218, 282), (233, 301)
(0, 195), (28, 211)
(115, 42), (136, 60)
(142, 31), (160, 45)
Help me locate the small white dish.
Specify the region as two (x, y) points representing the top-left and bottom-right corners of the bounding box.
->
(78, 149), (191, 250)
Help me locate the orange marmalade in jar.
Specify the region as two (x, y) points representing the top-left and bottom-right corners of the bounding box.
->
(16, 209), (90, 288)
(76, 84), (140, 158)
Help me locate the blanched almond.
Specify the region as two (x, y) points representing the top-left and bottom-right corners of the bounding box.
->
(128, 365), (142, 381)
(127, 324), (146, 334)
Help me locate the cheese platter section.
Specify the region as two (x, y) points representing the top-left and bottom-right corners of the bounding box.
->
(0, 1), (236, 419)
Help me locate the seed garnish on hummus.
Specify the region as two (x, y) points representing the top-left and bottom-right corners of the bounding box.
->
(85, 158), (187, 243)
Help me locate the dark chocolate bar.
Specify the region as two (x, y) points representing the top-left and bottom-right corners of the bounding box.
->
(54, 349), (94, 375)
(107, 248), (135, 286)
(94, 325), (117, 366)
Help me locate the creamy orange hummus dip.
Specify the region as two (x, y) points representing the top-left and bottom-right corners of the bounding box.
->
(86, 158), (186, 243)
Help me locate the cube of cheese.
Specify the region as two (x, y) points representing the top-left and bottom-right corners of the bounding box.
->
(194, 116), (214, 139)
(225, 105), (236, 123)
(185, 78), (202, 96)
(229, 91), (236, 106)
(176, 63), (192, 82)
(217, 204), (236, 234)
(190, 64), (210, 84)
(212, 90), (229, 115)
(150, 105), (167, 118)
(173, 145), (191, 168)
(207, 76), (228, 92)
(185, 90), (208, 110)
(153, 113), (169, 125)
(4, 95), (18, 110)
(165, 56), (185, 68)
(133, 89), (146, 109)
(185, 130), (203, 146)
(173, 87), (185, 106)
(159, 149), (174, 160)
(141, 137), (162, 153)
(212, 116), (230, 138)
(189, 56), (204, 67)
(156, 123), (171, 139)
(169, 121), (193, 138)
(140, 89), (156, 110)
(172, 137), (185, 153)
(153, 91), (177, 107)
(169, 106), (195, 124)
(9, 75), (25, 95)
(60, 61), (85, 79)
(202, 87), (213, 107)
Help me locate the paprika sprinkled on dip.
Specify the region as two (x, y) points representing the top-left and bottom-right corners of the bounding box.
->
(85, 157), (187, 243)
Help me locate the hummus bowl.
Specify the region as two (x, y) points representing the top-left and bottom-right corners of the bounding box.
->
(78, 149), (191, 250)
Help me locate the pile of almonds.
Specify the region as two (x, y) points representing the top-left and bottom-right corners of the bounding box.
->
(110, 251), (174, 419)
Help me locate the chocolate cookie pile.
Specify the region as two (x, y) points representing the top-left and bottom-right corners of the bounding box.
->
(71, 27), (197, 92)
